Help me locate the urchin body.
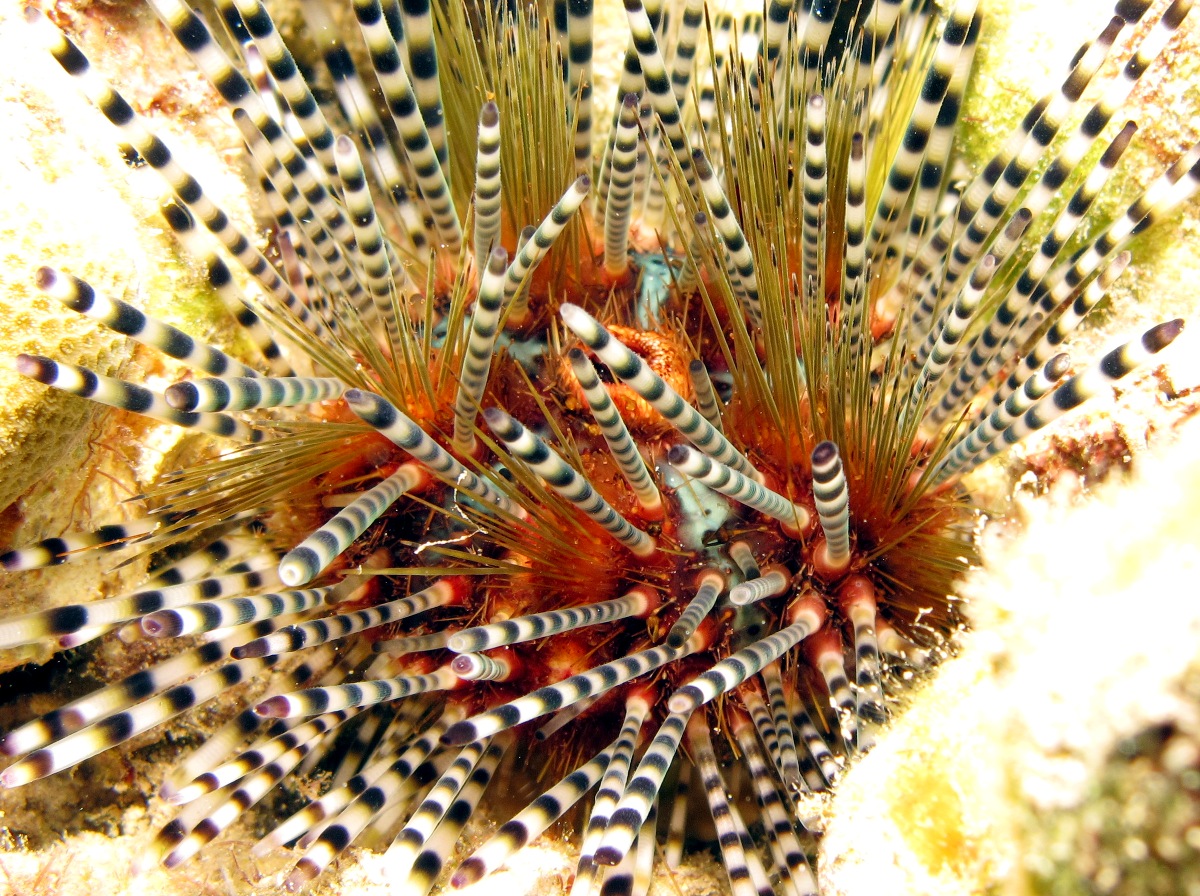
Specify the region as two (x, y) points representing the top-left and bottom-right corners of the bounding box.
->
(0, 1), (1195, 895)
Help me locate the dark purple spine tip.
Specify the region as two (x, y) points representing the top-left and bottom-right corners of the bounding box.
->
(811, 440), (837, 466)
(34, 267), (55, 290)
(488, 246), (507, 267)
(481, 100), (498, 125)
(688, 359), (705, 373)
(254, 697), (287, 718)
(141, 613), (171, 638)
(15, 354), (50, 380)
(233, 639), (269, 659)
(577, 174), (591, 190)
(343, 388), (365, 403)
(481, 407), (511, 433)
(1048, 353), (1072, 379)
(441, 721), (477, 747)
(1100, 17), (1124, 43)
(621, 92), (638, 108)
(593, 845), (623, 867)
(450, 654), (473, 675)
(164, 383), (198, 411)
(450, 862), (482, 889)
(666, 444), (689, 465)
(1147, 318), (1184, 349)
(567, 347), (586, 362)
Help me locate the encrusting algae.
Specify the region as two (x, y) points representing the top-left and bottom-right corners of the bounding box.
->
(0, 1), (1198, 895)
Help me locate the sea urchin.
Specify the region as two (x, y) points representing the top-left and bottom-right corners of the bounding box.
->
(0, 1), (1196, 894)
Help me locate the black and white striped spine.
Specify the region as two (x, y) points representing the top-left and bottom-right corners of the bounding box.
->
(39, 12), (318, 333)
(448, 587), (654, 653)
(666, 569), (724, 648)
(560, 304), (765, 483)
(688, 715), (766, 896)
(568, 348), (663, 515)
(575, 691), (649, 886)
(228, 0), (337, 176)
(483, 408), (655, 557)
(236, 578), (460, 659)
(0, 655), (277, 787)
(37, 268), (260, 379)
(809, 629), (858, 750)
(603, 94), (641, 274)
(398, 736), (507, 896)
(742, 681), (800, 804)
(399, 0), (449, 178)
(960, 319), (1184, 474)
(350, 0), (461, 252)
(914, 254), (998, 398)
(790, 690), (841, 787)
(15, 355), (263, 444)
(800, 94), (828, 287)
(451, 743), (612, 887)
(505, 176), (591, 321)
(374, 630), (451, 656)
(442, 636), (697, 746)
(255, 663), (459, 718)
(593, 709), (690, 867)
(158, 199), (288, 373)
(472, 101), (502, 282)
(171, 707), (350, 806)
(982, 250), (1132, 423)
(0, 518), (157, 571)
(731, 710), (817, 896)
(622, 0), (697, 199)
(728, 565), (791, 606)
(334, 134), (406, 343)
(344, 389), (521, 518)
(278, 463), (427, 586)
(727, 539), (761, 580)
(0, 623), (273, 757)
(453, 247), (509, 454)
(934, 353), (1072, 482)
(165, 375), (343, 413)
(450, 651), (516, 682)
(0, 559), (277, 648)
(253, 707), (461, 855)
(758, 661), (804, 794)
(668, 597), (825, 714)
(669, 444), (809, 529)
(840, 576), (887, 735)
(141, 587), (329, 639)
(867, 0), (978, 251)
(841, 134), (868, 344)
(162, 732), (315, 867)
(692, 150), (762, 327)
(384, 736), (501, 884)
(810, 441), (851, 569)
(688, 359), (725, 433)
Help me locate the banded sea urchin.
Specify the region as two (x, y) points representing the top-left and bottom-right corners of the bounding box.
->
(0, 1), (1197, 894)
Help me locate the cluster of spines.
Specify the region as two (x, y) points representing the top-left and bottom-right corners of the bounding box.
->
(1, 1), (1195, 895)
